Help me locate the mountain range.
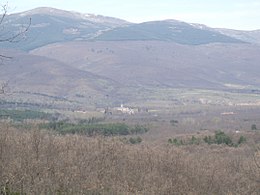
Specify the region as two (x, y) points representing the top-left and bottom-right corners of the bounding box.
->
(1, 7), (260, 110)
(3, 7), (260, 50)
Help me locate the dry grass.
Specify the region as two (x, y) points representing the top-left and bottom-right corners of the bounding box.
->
(0, 122), (259, 195)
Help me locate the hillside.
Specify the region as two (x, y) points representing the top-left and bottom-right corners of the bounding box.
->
(95, 20), (244, 45)
(1, 7), (260, 110)
(0, 49), (120, 109)
(1, 7), (129, 50)
(31, 41), (260, 90)
(216, 29), (260, 45)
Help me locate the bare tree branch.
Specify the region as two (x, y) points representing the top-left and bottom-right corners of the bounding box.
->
(0, 18), (31, 43)
(0, 3), (31, 93)
(0, 81), (8, 94)
(0, 3), (31, 59)
(253, 146), (260, 169)
(0, 54), (12, 59)
(0, 4), (7, 25)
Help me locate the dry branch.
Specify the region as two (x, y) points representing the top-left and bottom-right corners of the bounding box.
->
(0, 3), (31, 59)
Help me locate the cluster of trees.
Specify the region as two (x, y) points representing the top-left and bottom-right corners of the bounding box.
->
(168, 135), (199, 146)
(168, 131), (247, 147)
(203, 131), (246, 146)
(40, 121), (149, 136)
(0, 109), (53, 121)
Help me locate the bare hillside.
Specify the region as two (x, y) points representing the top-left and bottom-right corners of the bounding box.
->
(31, 41), (260, 90)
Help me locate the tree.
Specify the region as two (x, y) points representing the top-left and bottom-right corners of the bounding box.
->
(204, 131), (234, 146)
(251, 124), (257, 130)
(0, 3), (31, 94)
(237, 136), (246, 145)
(214, 131), (233, 146)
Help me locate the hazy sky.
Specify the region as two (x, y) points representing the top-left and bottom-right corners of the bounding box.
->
(5, 0), (260, 30)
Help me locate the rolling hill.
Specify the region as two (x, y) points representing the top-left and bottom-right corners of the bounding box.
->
(31, 41), (260, 90)
(0, 49), (121, 109)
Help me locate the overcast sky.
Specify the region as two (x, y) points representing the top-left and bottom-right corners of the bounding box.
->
(6, 0), (260, 30)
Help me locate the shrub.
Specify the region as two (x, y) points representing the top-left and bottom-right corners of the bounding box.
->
(168, 138), (184, 146)
(214, 131), (233, 146)
(203, 135), (214, 145)
(129, 137), (142, 144)
(203, 131), (242, 147)
(251, 124), (257, 130)
(170, 119), (179, 126)
(238, 136), (247, 145)
(0, 183), (24, 195)
(190, 136), (200, 145)
(130, 125), (149, 134)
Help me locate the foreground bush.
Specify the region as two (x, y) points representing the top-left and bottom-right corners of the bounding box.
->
(0, 123), (259, 194)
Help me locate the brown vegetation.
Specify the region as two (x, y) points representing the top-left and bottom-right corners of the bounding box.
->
(0, 122), (259, 194)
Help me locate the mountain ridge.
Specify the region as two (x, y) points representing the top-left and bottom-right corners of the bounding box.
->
(2, 7), (258, 51)
(16, 7), (130, 26)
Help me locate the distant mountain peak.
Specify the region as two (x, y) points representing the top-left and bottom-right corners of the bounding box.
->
(17, 7), (129, 25)
(19, 7), (70, 16)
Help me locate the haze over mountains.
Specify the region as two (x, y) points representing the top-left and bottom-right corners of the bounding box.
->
(1, 7), (260, 109)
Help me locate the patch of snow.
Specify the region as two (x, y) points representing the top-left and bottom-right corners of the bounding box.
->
(31, 23), (50, 28)
(63, 28), (80, 35)
(190, 23), (210, 30)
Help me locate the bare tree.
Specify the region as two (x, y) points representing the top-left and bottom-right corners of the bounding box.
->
(0, 81), (8, 94)
(0, 3), (31, 94)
